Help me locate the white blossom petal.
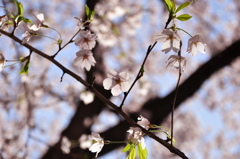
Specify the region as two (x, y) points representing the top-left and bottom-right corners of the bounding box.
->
(0, 53), (5, 72)
(119, 71), (129, 81)
(187, 34), (206, 56)
(120, 81), (130, 92)
(107, 69), (117, 78)
(103, 78), (112, 90)
(111, 84), (122, 96)
(89, 133), (104, 157)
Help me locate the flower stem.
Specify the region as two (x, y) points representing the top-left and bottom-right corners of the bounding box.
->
(35, 34), (58, 42)
(105, 140), (128, 144)
(176, 28), (193, 37)
(171, 41), (182, 146)
(47, 26), (62, 40)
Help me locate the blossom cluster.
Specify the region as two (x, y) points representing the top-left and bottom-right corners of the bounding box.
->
(22, 13), (45, 43)
(73, 30), (97, 71)
(156, 29), (206, 72)
(0, 15), (10, 31)
(60, 115), (151, 158)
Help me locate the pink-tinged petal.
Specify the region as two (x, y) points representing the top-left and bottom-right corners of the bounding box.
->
(119, 71), (129, 81)
(187, 41), (193, 53)
(103, 78), (112, 90)
(80, 30), (90, 37)
(22, 31), (32, 44)
(155, 34), (169, 43)
(111, 84), (122, 96)
(120, 81), (130, 92)
(75, 37), (84, 46)
(107, 69), (117, 78)
(88, 55), (96, 64)
(82, 59), (91, 71)
(73, 56), (83, 65)
(0, 53), (5, 72)
(161, 40), (170, 50)
(196, 42), (206, 54)
(172, 38), (180, 50)
(92, 132), (101, 140)
(191, 44), (198, 56)
(162, 40), (172, 53)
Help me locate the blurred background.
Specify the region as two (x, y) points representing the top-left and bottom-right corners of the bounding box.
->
(0, 0), (240, 158)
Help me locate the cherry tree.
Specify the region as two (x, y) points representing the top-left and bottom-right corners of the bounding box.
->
(0, 0), (240, 159)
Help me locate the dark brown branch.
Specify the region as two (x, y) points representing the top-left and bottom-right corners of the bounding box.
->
(0, 29), (189, 159)
(93, 39), (240, 156)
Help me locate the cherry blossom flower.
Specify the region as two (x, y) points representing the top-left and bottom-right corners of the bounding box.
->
(0, 15), (10, 31)
(22, 23), (37, 44)
(127, 127), (146, 149)
(187, 34), (206, 56)
(80, 91), (94, 105)
(137, 115), (150, 130)
(73, 49), (96, 71)
(103, 70), (130, 96)
(30, 13), (45, 31)
(75, 30), (97, 49)
(166, 55), (186, 72)
(21, 14), (45, 43)
(22, 30), (33, 44)
(89, 132), (104, 157)
(0, 15), (7, 26)
(156, 29), (181, 53)
(61, 136), (71, 154)
(0, 53), (5, 72)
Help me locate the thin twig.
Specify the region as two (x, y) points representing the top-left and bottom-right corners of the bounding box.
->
(119, 42), (157, 108)
(51, 27), (82, 58)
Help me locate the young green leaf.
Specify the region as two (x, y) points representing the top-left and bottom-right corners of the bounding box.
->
(127, 146), (136, 159)
(15, 0), (24, 16)
(20, 60), (30, 75)
(171, 1), (176, 13)
(138, 143), (148, 159)
(176, 14), (192, 21)
(163, 0), (173, 13)
(122, 144), (131, 152)
(85, 4), (95, 21)
(23, 18), (33, 24)
(175, 1), (192, 13)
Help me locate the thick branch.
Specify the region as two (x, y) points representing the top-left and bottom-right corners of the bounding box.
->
(0, 29), (188, 159)
(97, 39), (240, 156)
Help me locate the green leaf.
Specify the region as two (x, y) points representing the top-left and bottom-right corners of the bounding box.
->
(15, 0), (24, 16)
(163, 0), (173, 13)
(171, 1), (176, 13)
(138, 143), (148, 159)
(122, 144), (131, 152)
(176, 14), (192, 21)
(23, 18), (32, 24)
(127, 146), (136, 159)
(85, 4), (95, 21)
(175, 1), (192, 13)
(20, 60), (30, 75)
(15, 15), (24, 23)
